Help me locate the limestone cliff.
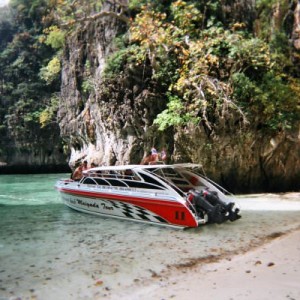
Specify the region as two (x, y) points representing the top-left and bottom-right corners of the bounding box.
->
(57, 0), (300, 193)
(0, 121), (69, 174)
(58, 1), (172, 167)
(174, 125), (300, 193)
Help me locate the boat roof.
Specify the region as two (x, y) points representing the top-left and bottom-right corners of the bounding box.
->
(84, 163), (202, 174)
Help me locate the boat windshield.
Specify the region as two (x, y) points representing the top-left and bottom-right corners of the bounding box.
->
(81, 169), (167, 191)
(147, 167), (194, 193)
(144, 168), (187, 197)
(82, 165), (208, 196)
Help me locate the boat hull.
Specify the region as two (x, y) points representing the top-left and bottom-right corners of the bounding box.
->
(58, 188), (199, 228)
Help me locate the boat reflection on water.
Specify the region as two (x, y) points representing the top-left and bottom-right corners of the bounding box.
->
(55, 164), (241, 228)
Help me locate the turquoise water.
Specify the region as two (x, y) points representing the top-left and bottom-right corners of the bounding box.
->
(0, 174), (300, 300)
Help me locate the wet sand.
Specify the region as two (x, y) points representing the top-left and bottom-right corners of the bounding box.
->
(121, 228), (300, 300)
(8, 226), (298, 300)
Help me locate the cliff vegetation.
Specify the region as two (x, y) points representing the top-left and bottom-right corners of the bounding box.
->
(0, 0), (299, 192)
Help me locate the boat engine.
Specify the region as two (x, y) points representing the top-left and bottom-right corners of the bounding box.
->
(188, 189), (241, 224)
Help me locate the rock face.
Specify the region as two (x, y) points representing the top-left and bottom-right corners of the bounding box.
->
(0, 122), (69, 174)
(58, 1), (171, 168)
(293, 0), (300, 50)
(57, 0), (300, 193)
(58, 4), (131, 166)
(174, 125), (300, 193)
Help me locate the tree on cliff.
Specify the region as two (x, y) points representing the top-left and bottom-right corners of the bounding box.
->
(0, 0), (64, 166)
(124, 0), (299, 134)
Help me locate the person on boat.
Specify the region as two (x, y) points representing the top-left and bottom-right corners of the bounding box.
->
(151, 147), (159, 162)
(140, 151), (157, 165)
(82, 160), (89, 171)
(124, 169), (134, 179)
(140, 151), (151, 165)
(160, 148), (167, 162)
(72, 163), (84, 181)
(89, 162), (97, 169)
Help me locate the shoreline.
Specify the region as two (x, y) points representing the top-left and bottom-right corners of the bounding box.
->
(118, 228), (300, 299)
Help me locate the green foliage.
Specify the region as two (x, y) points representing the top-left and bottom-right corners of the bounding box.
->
(0, 0), (299, 146)
(254, 73), (298, 130)
(127, 0), (299, 132)
(10, 0), (49, 29)
(255, 0), (289, 40)
(128, 0), (172, 14)
(81, 79), (94, 94)
(104, 34), (129, 77)
(104, 47), (129, 78)
(154, 93), (199, 130)
(49, 0), (104, 27)
(43, 26), (66, 49)
(0, 0), (61, 150)
(170, 0), (203, 37)
(232, 71), (298, 130)
(104, 36), (145, 79)
(39, 95), (59, 128)
(231, 72), (257, 104)
(151, 55), (180, 88)
(0, 9), (16, 51)
(39, 56), (61, 84)
(24, 110), (41, 123)
(230, 38), (272, 74)
(128, 0), (149, 10)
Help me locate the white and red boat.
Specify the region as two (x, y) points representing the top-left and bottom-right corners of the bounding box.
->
(55, 164), (241, 228)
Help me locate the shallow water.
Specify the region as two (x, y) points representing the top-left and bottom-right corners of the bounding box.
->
(0, 174), (299, 299)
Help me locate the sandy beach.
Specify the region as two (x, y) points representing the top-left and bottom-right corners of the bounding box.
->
(119, 228), (300, 300)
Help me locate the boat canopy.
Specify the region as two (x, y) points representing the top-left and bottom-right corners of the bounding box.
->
(83, 163), (203, 174)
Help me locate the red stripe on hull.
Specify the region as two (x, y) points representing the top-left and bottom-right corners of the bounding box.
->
(58, 187), (198, 227)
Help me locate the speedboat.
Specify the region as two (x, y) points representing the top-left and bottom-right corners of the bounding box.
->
(55, 164), (241, 228)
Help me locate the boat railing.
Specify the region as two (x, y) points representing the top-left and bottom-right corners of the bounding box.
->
(199, 175), (233, 196)
(185, 197), (198, 215)
(81, 175), (167, 191)
(149, 172), (200, 217)
(87, 171), (136, 181)
(81, 176), (129, 188)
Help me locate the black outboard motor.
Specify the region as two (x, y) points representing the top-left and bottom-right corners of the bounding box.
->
(188, 189), (241, 224)
(204, 189), (241, 222)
